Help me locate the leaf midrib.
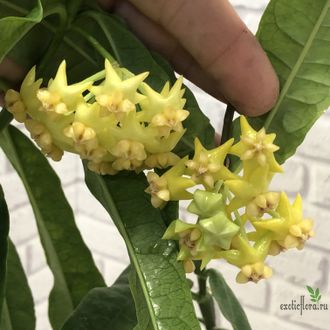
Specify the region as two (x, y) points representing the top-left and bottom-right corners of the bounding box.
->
(0, 129), (74, 310)
(1, 299), (13, 330)
(94, 174), (159, 330)
(264, 0), (330, 129)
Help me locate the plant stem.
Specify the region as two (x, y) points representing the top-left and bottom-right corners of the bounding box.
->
(220, 104), (235, 145)
(80, 70), (106, 84)
(221, 104), (235, 168)
(195, 267), (216, 329)
(71, 26), (118, 64)
(268, 210), (281, 218)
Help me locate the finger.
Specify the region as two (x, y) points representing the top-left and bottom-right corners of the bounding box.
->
(114, 1), (227, 102)
(0, 58), (25, 84)
(0, 58), (25, 107)
(128, 0), (279, 116)
(98, 0), (117, 10)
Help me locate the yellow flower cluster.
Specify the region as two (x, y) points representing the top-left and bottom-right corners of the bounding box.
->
(156, 116), (314, 283)
(5, 59), (314, 284)
(5, 60), (188, 174)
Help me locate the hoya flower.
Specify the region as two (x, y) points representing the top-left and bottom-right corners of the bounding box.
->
(185, 138), (237, 189)
(90, 60), (148, 119)
(16, 66), (79, 155)
(145, 157), (195, 208)
(63, 121), (107, 162)
(4, 89), (27, 122)
(188, 189), (226, 218)
(138, 77), (186, 122)
(236, 262), (272, 284)
(197, 212), (240, 268)
(37, 61), (91, 115)
(74, 102), (118, 150)
(150, 106), (189, 138)
(163, 190), (240, 271)
(189, 190), (240, 267)
(87, 161), (117, 176)
(110, 139), (147, 171)
(144, 152), (180, 169)
(25, 119), (64, 161)
(252, 193), (314, 250)
(108, 111), (185, 155)
(230, 116), (282, 173)
(163, 220), (203, 273)
(219, 234), (272, 283)
(225, 165), (279, 216)
(163, 215), (239, 272)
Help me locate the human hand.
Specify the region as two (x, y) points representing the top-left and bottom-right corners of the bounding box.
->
(99, 0), (279, 116)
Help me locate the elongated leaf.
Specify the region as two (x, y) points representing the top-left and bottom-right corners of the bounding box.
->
(0, 185), (9, 321)
(0, 126), (105, 329)
(0, 0), (43, 62)
(63, 266), (137, 330)
(251, 0), (330, 163)
(84, 168), (200, 330)
(315, 288), (320, 297)
(306, 285), (315, 295)
(207, 269), (251, 330)
(1, 240), (36, 330)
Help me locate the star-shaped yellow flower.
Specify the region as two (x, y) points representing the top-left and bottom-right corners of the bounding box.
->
(162, 220), (204, 273)
(150, 106), (189, 138)
(252, 193), (314, 250)
(90, 59), (148, 118)
(162, 206), (239, 271)
(218, 234), (273, 283)
(186, 138), (237, 189)
(225, 165), (279, 216)
(138, 76), (186, 122)
(145, 157), (195, 208)
(230, 116), (282, 174)
(37, 61), (91, 115)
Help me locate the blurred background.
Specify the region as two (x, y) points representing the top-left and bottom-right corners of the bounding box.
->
(1, 0), (329, 329)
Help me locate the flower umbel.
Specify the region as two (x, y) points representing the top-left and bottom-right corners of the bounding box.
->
(6, 57), (314, 286)
(5, 59), (189, 173)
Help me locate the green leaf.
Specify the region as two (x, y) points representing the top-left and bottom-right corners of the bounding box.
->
(317, 294), (322, 301)
(1, 240), (36, 330)
(62, 266), (137, 330)
(0, 110), (13, 132)
(0, 185), (9, 322)
(0, 126), (105, 329)
(84, 168), (200, 330)
(0, 0), (43, 62)
(250, 0), (330, 163)
(207, 269), (251, 330)
(315, 288), (320, 297)
(306, 285), (315, 295)
(128, 270), (153, 330)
